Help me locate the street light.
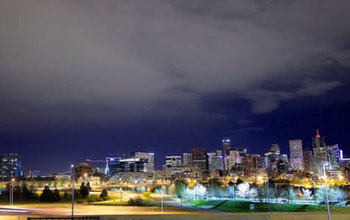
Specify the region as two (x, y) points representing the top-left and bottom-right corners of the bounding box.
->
(323, 162), (331, 220)
(9, 178), (15, 206)
(71, 164), (75, 219)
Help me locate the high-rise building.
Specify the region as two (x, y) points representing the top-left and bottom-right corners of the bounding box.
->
(244, 154), (260, 177)
(207, 150), (224, 171)
(303, 148), (313, 173)
(183, 153), (192, 165)
(0, 153), (22, 179)
(165, 156), (182, 167)
(135, 152), (155, 173)
(289, 139), (304, 171)
(312, 129), (327, 174)
(271, 144), (280, 155)
(326, 145), (341, 169)
(192, 148), (208, 174)
(264, 144), (280, 177)
(224, 149), (240, 171)
(222, 138), (231, 156)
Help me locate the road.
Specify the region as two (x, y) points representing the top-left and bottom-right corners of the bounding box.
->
(0, 203), (201, 217)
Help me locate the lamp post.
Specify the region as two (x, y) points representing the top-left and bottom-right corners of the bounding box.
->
(323, 162), (331, 220)
(71, 164), (75, 219)
(161, 185), (164, 213)
(9, 178), (15, 206)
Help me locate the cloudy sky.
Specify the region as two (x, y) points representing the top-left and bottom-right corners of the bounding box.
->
(1, 0), (350, 173)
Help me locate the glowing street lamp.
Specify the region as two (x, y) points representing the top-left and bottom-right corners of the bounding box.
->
(9, 178), (15, 205)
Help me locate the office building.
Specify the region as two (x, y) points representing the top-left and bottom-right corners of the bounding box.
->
(207, 150), (224, 171)
(183, 153), (192, 165)
(326, 145), (341, 169)
(165, 156), (182, 167)
(0, 153), (22, 179)
(135, 152), (155, 173)
(192, 148), (208, 175)
(312, 129), (327, 174)
(289, 139), (304, 171)
(303, 148), (313, 173)
(222, 138), (231, 156)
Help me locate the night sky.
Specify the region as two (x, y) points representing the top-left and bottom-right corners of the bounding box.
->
(1, 1), (350, 174)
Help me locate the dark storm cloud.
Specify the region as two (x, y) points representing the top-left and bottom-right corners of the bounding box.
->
(1, 0), (350, 128)
(1, 0), (350, 172)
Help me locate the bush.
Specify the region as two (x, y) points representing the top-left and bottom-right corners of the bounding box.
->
(143, 192), (151, 199)
(100, 189), (108, 201)
(40, 186), (59, 202)
(128, 196), (143, 206)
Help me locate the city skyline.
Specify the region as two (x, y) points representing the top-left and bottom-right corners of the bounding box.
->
(2, 128), (348, 175)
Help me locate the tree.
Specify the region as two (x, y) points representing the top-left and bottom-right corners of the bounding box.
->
(236, 178), (244, 185)
(21, 184), (37, 199)
(54, 188), (60, 201)
(249, 187), (258, 200)
(100, 189), (108, 201)
(227, 186), (236, 199)
(287, 187), (297, 203)
(86, 182), (91, 191)
(236, 183), (250, 199)
(40, 186), (59, 202)
(207, 178), (222, 199)
(301, 188), (312, 199)
(174, 180), (186, 202)
(79, 182), (89, 198)
(193, 184), (206, 200)
(331, 187), (347, 202)
(315, 187), (328, 201)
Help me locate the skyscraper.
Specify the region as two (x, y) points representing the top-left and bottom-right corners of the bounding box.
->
(326, 144), (341, 169)
(183, 153), (192, 165)
(0, 153), (22, 179)
(134, 152), (155, 173)
(192, 148), (208, 175)
(289, 139), (304, 171)
(264, 144), (280, 177)
(312, 129), (327, 174)
(303, 148), (313, 173)
(222, 138), (231, 156)
(207, 150), (224, 171)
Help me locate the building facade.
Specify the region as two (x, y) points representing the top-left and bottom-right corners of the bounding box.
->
(165, 156), (182, 167)
(289, 139), (304, 171)
(0, 153), (22, 179)
(312, 129), (327, 174)
(183, 153), (192, 165)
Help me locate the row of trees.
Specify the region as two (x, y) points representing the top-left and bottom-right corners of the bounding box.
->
(174, 179), (348, 202)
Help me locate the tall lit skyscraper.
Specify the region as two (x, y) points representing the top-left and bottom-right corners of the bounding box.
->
(207, 150), (224, 171)
(312, 129), (327, 174)
(222, 138), (231, 156)
(192, 148), (208, 175)
(183, 153), (192, 165)
(326, 144), (340, 169)
(289, 139), (304, 171)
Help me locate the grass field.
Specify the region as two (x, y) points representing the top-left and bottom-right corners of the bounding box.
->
(189, 200), (350, 213)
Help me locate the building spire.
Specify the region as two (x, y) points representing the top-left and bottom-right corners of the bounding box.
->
(316, 129), (320, 138)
